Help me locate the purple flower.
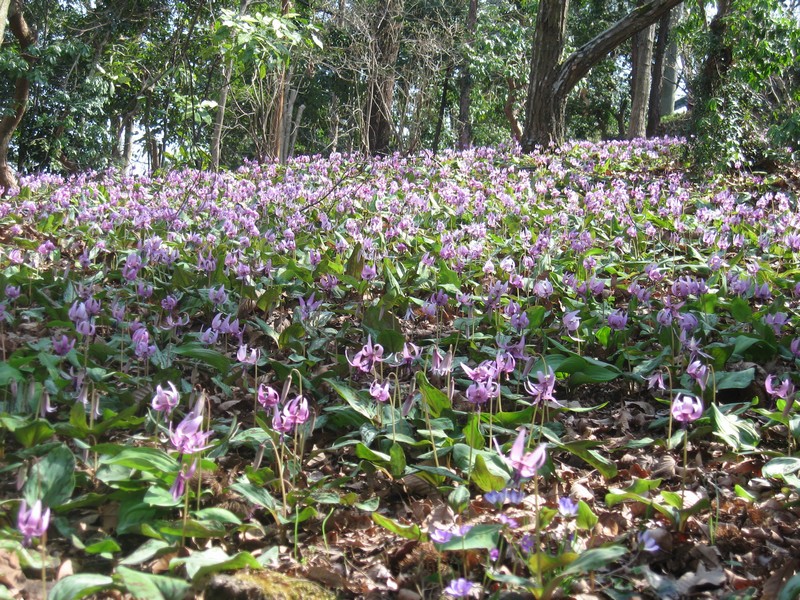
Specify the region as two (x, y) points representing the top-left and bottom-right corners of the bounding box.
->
(369, 379), (391, 403)
(170, 409), (213, 455)
(765, 374), (795, 400)
(208, 285), (228, 305)
(495, 427), (547, 480)
(17, 499), (50, 546)
(686, 360), (709, 391)
(152, 382), (180, 414)
(558, 496), (579, 517)
(169, 459), (198, 500)
(764, 312), (789, 335)
(465, 380), (499, 405)
(394, 342), (421, 367)
(443, 577), (473, 598)
(607, 309), (628, 331)
(51, 334), (75, 356)
(562, 310), (581, 334)
(298, 293), (323, 320)
(429, 528), (454, 544)
(638, 530), (660, 553)
(4, 285), (20, 301)
(461, 361), (497, 383)
(647, 370), (666, 391)
(236, 344), (260, 365)
(273, 395), (310, 433)
(671, 393), (703, 423)
(257, 384), (280, 408)
(431, 346), (453, 376)
(346, 336), (384, 373)
(533, 279), (553, 299)
(361, 264), (377, 281)
(524, 367), (557, 404)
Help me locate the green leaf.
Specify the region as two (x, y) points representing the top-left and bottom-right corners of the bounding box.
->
(561, 545), (626, 576)
(230, 481), (279, 512)
(389, 442), (406, 478)
(470, 454), (507, 492)
(372, 513), (426, 541)
(711, 404), (760, 451)
(416, 372), (451, 418)
(49, 574), (114, 600)
(119, 540), (172, 566)
(170, 547), (261, 582)
(97, 446), (179, 475)
(557, 440), (618, 479)
(714, 368), (755, 391)
(734, 484), (756, 502)
(117, 566), (192, 600)
(576, 500), (598, 530)
(85, 538), (121, 555)
(777, 572), (800, 600)
(173, 343), (231, 374)
(763, 456), (800, 480)
(437, 524), (502, 551)
(23, 443), (75, 508)
(326, 378), (376, 421)
(12, 419), (55, 448)
(463, 412), (485, 450)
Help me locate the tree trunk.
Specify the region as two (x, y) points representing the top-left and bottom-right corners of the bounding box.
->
(432, 66), (452, 155)
(628, 21), (655, 139)
(521, 0), (684, 151)
(646, 9), (671, 136)
(456, 0), (478, 150)
(273, 0), (292, 163)
(0, 0), (35, 192)
(504, 78), (523, 142)
(366, 0), (403, 155)
(211, 0), (250, 171)
(0, 0), (11, 42)
(694, 0), (732, 108)
(660, 8), (680, 117)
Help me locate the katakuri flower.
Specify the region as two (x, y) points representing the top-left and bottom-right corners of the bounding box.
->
(17, 499), (50, 546)
(152, 382), (180, 414)
(671, 393), (703, 423)
(495, 427), (547, 481)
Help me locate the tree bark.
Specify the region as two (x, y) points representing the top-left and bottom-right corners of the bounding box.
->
(628, 21), (655, 139)
(0, 0), (12, 42)
(432, 66), (452, 155)
(456, 0), (478, 150)
(646, 9), (671, 136)
(211, 0), (250, 171)
(660, 8), (680, 117)
(366, 0), (403, 155)
(521, 0), (684, 151)
(0, 0), (35, 192)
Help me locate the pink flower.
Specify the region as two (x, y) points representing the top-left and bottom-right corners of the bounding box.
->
(17, 499), (50, 546)
(765, 374), (795, 400)
(495, 428), (546, 481)
(671, 393), (703, 423)
(152, 382), (180, 414)
(257, 384), (280, 408)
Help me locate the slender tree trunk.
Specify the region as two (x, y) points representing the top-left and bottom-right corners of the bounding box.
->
(456, 0), (478, 150)
(504, 78), (523, 141)
(273, 0), (292, 163)
(628, 22), (655, 138)
(432, 66), (452, 155)
(211, 0), (250, 171)
(367, 0), (403, 155)
(0, 0), (35, 192)
(521, 0), (684, 151)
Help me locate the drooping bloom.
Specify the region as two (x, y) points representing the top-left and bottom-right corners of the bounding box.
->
(495, 427), (547, 481)
(607, 309), (628, 331)
(686, 360), (709, 392)
(257, 384), (280, 408)
(17, 499), (50, 546)
(152, 382), (180, 414)
(671, 393), (703, 423)
(562, 310), (581, 335)
(765, 374), (795, 400)
(236, 344), (260, 365)
(558, 496), (579, 517)
(170, 408), (214, 455)
(524, 367), (557, 405)
(465, 380), (500, 405)
(431, 346), (453, 376)
(369, 379), (391, 403)
(169, 459), (198, 501)
(346, 336), (384, 373)
(443, 578), (473, 598)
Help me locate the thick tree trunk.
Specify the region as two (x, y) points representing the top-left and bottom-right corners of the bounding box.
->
(366, 0), (403, 155)
(456, 0), (478, 150)
(646, 9), (672, 136)
(521, 0), (684, 151)
(628, 22), (655, 138)
(660, 12), (680, 117)
(0, 0), (12, 43)
(0, 0), (35, 192)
